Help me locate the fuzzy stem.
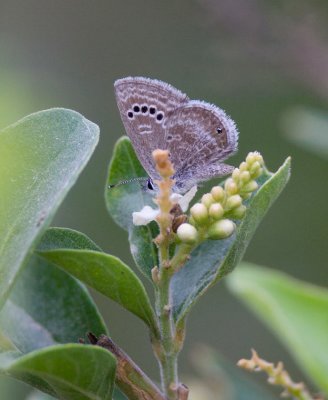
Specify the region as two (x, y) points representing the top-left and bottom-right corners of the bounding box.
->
(152, 149), (180, 399)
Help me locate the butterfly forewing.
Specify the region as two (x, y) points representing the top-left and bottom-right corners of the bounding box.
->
(114, 77), (188, 178)
(114, 77), (238, 193)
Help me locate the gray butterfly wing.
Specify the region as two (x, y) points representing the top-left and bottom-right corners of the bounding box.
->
(165, 100), (238, 193)
(114, 77), (189, 179)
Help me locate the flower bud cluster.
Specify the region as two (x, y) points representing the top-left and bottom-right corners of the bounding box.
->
(177, 152), (264, 244)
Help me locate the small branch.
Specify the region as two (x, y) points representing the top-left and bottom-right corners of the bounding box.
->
(88, 333), (165, 400)
(238, 349), (322, 400)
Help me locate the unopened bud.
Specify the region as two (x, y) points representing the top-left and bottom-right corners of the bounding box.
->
(232, 168), (241, 181)
(225, 178), (238, 195)
(246, 152), (258, 166)
(226, 194), (242, 209)
(230, 205), (247, 219)
(243, 180), (258, 193)
(211, 186), (225, 202)
(201, 193), (214, 208)
(177, 223), (198, 244)
(190, 203), (208, 224)
(209, 203), (224, 220)
(250, 161), (261, 177)
(240, 171), (251, 183)
(208, 219), (235, 240)
(239, 161), (248, 172)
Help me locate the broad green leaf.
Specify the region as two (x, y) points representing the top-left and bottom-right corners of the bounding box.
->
(38, 227), (102, 252)
(38, 248), (158, 335)
(0, 344), (116, 400)
(190, 345), (277, 400)
(27, 391), (56, 400)
(0, 375), (30, 400)
(0, 109), (99, 309)
(0, 253), (107, 354)
(172, 158), (291, 324)
(128, 223), (159, 280)
(226, 263), (328, 396)
(105, 137), (153, 230)
(105, 137), (158, 279)
(282, 106), (328, 159)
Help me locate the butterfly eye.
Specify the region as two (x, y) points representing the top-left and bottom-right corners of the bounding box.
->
(216, 127), (223, 134)
(147, 178), (154, 190)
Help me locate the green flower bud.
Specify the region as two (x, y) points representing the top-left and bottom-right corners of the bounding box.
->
(232, 168), (240, 181)
(208, 219), (235, 240)
(240, 171), (251, 183)
(224, 178), (238, 195)
(239, 161), (248, 172)
(177, 223), (198, 244)
(246, 152), (258, 166)
(250, 161), (261, 176)
(226, 194), (242, 209)
(243, 180), (258, 193)
(201, 193), (215, 208)
(230, 204), (247, 219)
(209, 203), (224, 220)
(190, 203), (208, 224)
(211, 186), (225, 202)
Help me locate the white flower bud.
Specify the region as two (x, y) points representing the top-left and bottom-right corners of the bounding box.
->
(240, 171), (251, 183)
(209, 203), (224, 220)
(239, 161), (248, 172)
(201, 193), (214, 208)
(226, 194), (242, 209)
(177, 223), (198, 244)
(211, 186), (225, 202)
(208, 219), (235, 240)
(224, 178), (238, 195)
(190, 203), (208, 224)
(232, 168), (241, 181)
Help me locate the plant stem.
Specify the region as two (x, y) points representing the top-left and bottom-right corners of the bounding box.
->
(156, 263), (178, 399)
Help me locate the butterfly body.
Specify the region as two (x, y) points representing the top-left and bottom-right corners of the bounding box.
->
(114, 77), (238, 193)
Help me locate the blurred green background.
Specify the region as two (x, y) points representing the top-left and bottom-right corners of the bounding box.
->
(1, 0), (327, 398)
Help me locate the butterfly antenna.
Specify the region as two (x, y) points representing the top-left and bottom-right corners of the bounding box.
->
(108, 176), (149, 189)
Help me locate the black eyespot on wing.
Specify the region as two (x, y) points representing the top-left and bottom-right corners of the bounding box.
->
(149, 107), (156, 115)
(141, 105), (148, 113)
(156, 112), (164, 121)
(128, 111), (133, 119)
(133, 105), (140, 113)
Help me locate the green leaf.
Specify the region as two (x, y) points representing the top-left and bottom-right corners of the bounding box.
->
(38, 227), (102, 252)
(105, 137), (158, 279)
(38, 246), (158, 335)
(0, 109), (99, 310)
(0, 344), (116, 400)
(172, 158), (291, 324)
(105, 137), (153, 230)
(282, 106), (328, 159)
(128, 223), (159, 280)
(0, 253), (107, 354)
(226, 263), (328, 396)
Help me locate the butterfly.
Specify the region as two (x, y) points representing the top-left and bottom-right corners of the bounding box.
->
(114, 77), (238, 194)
